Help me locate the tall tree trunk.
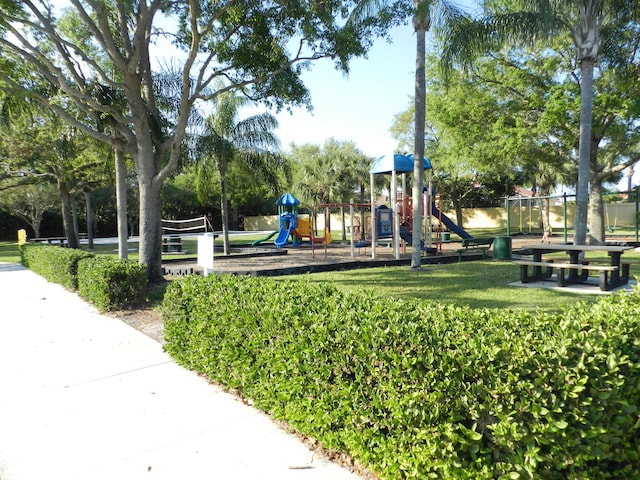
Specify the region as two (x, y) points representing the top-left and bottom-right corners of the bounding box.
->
(84, 190), (94, 250)
(137, 171), (164, 282)
(588, 134), (606, 244)
(451, 183), (464, 227)
(574, 58), (595, 245)
(115, 148), (128, 259)
(72, 195), (80, 246)
(412, 7), (428, 269)
(58, 180), (78, 248)
(231, 204), (239, 231)
(588, 177), (605, 245)
(359, 182), (366, 241)
(542, 197), (550, 230)
(219, 162), (230, 255)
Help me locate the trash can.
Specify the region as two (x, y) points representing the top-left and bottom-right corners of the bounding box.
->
(493, 236), (512, 260)
(441, 231), (451, 242)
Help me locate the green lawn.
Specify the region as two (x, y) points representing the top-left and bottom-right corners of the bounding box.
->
(283, 260), (613, 313)
(0, 242), (21, 263)
(4, 239), (637, 314)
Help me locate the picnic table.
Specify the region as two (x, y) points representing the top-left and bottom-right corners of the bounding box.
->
(455, 237), (494, 262)
(30, 236), (68, 246)
(514, 243), (633, 291)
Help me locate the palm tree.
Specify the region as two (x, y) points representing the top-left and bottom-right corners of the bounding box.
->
(440, 0), (640, 245)
(292, 139), (371, 204)
(349, 1), (468, 268)
(195, 91), (283, 255)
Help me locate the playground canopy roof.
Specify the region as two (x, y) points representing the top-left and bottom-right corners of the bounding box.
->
(369, 153), (432, 175)
(275, 192), (300, 206)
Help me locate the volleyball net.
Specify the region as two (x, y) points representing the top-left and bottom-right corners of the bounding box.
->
(161, 216), (213, 235)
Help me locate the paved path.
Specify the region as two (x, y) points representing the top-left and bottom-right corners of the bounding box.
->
(0, 263), (361, 480)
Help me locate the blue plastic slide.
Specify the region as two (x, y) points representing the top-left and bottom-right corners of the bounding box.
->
(431, 204), (472, 239)
(274, 227), (293, 248)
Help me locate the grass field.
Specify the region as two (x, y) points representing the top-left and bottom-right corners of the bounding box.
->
(281, 260), (612, 312)
(3, 235), (638, 314)
(0, 242), (20, 263)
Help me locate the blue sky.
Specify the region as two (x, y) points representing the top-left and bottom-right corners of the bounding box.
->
(272, 24), (418, 158)
(271, 1), (482, 158)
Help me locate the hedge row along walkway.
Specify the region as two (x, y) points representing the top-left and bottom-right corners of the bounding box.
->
(0, 263), (360, 480)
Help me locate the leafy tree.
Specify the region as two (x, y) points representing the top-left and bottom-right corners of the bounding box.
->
(162, 166), (210, 223)
(0, 180), (58, 238)
(290, 139), (372, 205)
(225, 160), (286, 227)
(440, 0), (640, 245)
(0, 1), (396, 281)
(391, 55), (538, 225)
(0, 96), (109, 247)
(290, 139), (374, 240)
(194, 90), (284, 255)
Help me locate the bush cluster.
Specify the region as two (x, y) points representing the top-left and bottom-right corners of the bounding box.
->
(162, 274), (640, 479)
(77, 256), (147, 311)
(21, 244), (147, 311)
(21, 243), (93, 290)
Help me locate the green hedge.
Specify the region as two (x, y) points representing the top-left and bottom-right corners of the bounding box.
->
(21, 243), (93, 290)
(21, 244), (148, 312)
(162, 274), (640, 479)
(77, 256), (148, 311)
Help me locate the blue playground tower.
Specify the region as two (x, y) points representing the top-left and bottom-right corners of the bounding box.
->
(274, 193), (300, 248)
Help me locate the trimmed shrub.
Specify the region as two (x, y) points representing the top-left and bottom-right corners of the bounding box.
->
(21, 243), (93, 290)
(162, 274), (640, 479)
(77, 256), (148, 311)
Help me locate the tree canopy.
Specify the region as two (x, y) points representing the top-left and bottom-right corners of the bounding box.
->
(0, 0), (402, 280)
(439, 0), (640, 245)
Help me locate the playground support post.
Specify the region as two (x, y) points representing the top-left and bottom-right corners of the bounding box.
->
(370, 173), (376, 259)
(563, 193), (568, 244)
(505, 197), (510, 237)
(629, 185), (640, 243)
(392, 169), (400, 260)
(350, 199), (355, 258)
(424, 184), (431, 250)
(402, 172), (407, 255)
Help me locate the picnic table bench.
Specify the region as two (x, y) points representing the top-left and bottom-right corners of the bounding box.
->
(513, 259), (630, 291)
(30, 236), (68, 246)
(515, 243), (634, 291)
(455, 237), (494, 262)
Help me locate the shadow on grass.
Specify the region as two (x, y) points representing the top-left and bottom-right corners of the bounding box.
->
(0, 242), (21, 263)
(296, 261), (596, 313)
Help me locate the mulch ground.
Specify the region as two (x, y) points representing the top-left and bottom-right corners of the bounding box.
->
(160, 233), (574, 276)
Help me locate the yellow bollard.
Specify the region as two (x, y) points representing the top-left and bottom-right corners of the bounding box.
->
(17, 229), (27, 246)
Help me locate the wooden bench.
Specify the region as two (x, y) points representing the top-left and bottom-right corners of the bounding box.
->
(455, 237), (494, 262)
(513, 260), (625, 291)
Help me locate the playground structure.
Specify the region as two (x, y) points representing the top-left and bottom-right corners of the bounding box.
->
(368, 153), (471, 260)
(274, 192), (301, 248)
(259, 154), (472, 260)
(253, 154), (474, 260)
(268, 193), (336, 256)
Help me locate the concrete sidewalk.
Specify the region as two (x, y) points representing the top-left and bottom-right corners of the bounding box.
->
(0, 263), (361, 480)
